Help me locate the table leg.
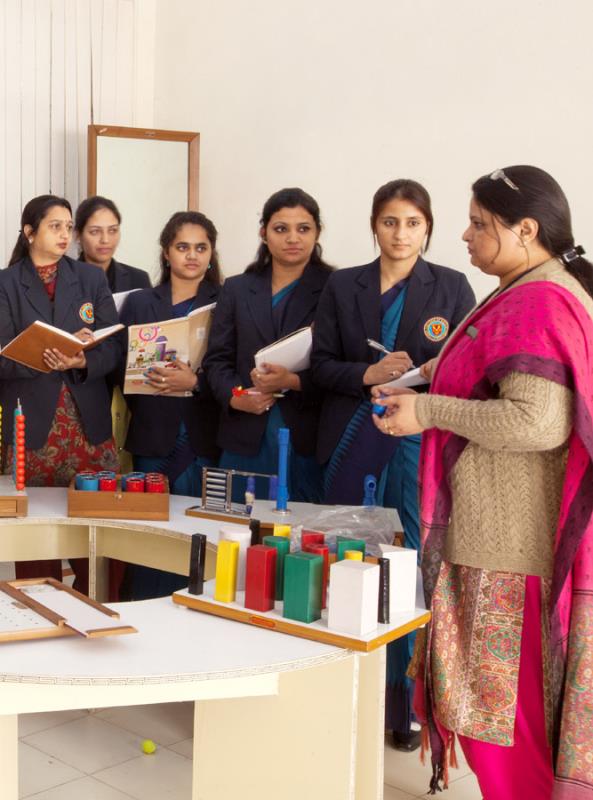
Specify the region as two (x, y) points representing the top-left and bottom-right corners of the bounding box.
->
(0, 715), (18, 800)
(193, 655), (359, 800)
(355, 648), (386, 799)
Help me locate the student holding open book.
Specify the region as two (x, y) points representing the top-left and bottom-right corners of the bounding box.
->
(0, 194), (121, 592)
(203, 188), (333, 502)
(118, 211), (221, 599)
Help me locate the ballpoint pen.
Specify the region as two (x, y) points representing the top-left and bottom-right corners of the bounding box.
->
(366, 338), (392, 356)
(232, 386), (285, 398)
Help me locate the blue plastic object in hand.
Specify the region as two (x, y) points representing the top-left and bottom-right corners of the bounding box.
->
(372, 393), (387, 417)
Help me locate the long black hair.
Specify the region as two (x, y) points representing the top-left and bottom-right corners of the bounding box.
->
(245, 187), (333, 274)
(472, 165), (593, 297)
(9, 195), (72, 265)
(74, 196), (121, 260)
(371, 179), (434, 250)
(158, 211), (222, 286)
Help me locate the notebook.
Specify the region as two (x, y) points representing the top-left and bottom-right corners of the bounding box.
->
(254, 326), (312, 372)
(0, 321), (124, 373)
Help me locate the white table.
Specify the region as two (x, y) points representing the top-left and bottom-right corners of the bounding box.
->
(0, 490), (412, 799)
(0, 593), (421, 800)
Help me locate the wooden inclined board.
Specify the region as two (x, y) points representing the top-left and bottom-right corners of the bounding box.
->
(0, 474), (28, 518)
(67, 475), (169, 520)
(173, 582), (430, 653)
(0, 578), (137, 642)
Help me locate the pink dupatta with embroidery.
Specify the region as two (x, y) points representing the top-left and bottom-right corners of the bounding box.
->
(418, 278), (593, 798)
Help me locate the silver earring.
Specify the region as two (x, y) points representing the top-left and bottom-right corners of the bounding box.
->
(28, 238), (33, 244)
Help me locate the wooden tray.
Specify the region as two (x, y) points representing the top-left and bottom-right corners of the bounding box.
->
(173, 582), (430, 653)
(0, 475), (28, 518)
(67, 476), (169, 520)
(0, 578), (136, 642)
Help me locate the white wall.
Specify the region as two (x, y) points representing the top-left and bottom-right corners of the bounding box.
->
(153, 0), (593, 300)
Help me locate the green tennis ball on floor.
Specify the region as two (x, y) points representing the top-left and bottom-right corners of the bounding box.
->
(141, 738), (157, 755)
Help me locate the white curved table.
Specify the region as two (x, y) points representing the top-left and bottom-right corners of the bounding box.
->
(0, 490), (410, 799)
(0, 595), (390, 800)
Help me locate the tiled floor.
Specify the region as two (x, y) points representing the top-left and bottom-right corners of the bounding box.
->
(14, 704), (483, 799)
(2, 563), (482, 798)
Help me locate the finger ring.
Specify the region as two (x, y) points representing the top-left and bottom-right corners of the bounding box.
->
(161, 377), (166, 383)
(265, 406), (270, 411)
(390, 371), (399, 378)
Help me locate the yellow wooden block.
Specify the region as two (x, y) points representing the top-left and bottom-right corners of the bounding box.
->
(214, 540), (240, 602)
(344, 550), (363, 561)
(273, 524), (291, 539)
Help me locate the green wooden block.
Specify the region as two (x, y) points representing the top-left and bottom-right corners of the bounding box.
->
(336, 536), (366, 561)
(262, 535), (290, 600)
(282, 552), (323, 623)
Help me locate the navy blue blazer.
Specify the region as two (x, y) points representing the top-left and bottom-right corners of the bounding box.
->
(0, 256), (121, 450)
(106, 259), (151, 293)
(311, 257), (476, 463)
(202, 262), (333, 457)
(119, 280), (220, 459)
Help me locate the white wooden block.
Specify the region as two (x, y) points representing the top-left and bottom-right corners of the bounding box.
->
(328, 561), (380, 636)
(378, 544), (417, 614)
(219, 525), (251, 591)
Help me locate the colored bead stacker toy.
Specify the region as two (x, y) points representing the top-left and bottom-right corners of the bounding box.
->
(0, 400), (28, 518)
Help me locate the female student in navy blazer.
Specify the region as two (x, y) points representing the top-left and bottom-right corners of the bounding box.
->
(311, 179), (475, 749)
(118, 211), (221, 599)
(75, 196), (151, 292)
(203, 188), (333, 503)
(0, 194), (121, 592)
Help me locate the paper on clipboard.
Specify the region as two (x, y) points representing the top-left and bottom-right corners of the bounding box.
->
(254, 326), (312, 372)
(381, 366), (428, 390)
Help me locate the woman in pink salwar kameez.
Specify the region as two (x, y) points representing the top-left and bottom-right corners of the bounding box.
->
(372, 165), (593, 799)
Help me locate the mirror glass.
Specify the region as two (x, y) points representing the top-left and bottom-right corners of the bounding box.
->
(88, 125), (199, 284)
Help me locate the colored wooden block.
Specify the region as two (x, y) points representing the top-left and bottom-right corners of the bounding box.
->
(214, 540), (240, 603)
(283, 552), (323, 624)
(336, 536), (366, 561)
(219, 525), (252, 591)
(378, 557), (390, 624)
(188, 532), (207, 595)
(344, 550), (363, 561)
(273, 524), (291, 539)
(262, 535), (290, 600)
(302, 542), (329, 608)
(245, 545), (277, 612)
(301, 530), (325, 549)
(378, 544), (417, 614)
(328, 560), (380, 636)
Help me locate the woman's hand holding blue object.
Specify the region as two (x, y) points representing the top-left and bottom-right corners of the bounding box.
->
(371, 385), (424, 436)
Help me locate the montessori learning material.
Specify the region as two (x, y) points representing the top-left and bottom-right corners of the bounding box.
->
(0, 401), (28, 517)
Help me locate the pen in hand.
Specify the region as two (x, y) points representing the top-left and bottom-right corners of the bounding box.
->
(366, 338), (392, 356)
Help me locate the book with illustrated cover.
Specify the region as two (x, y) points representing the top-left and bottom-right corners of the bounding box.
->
(0, 320), (123, 373)
(123, 303), (216, 397)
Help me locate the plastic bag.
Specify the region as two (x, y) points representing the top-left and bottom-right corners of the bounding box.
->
(291, 505), (400, 557)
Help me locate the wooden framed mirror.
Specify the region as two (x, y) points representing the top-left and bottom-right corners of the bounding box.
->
(88, 124), (199, 282)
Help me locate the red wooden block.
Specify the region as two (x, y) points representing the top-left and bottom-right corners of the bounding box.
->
(301, 530), (325, 549)
(245, 545), (277, 612)
(302, 542), (329, 608)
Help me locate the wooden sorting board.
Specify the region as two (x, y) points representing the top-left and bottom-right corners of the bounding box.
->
(173, 582), (430, 653)
(0, 579), (137, 642)
(67, 476), (169, 520)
